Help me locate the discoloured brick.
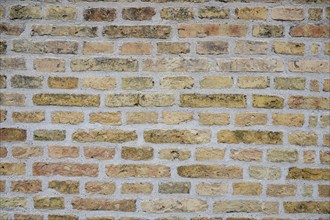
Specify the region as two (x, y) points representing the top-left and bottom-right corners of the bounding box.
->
(48, 146), (79, 158)
(31, 25), (97, 37)
(84, 8), (116, 21)
(33, 162), (98, 177)
(178, 165), (242, 179)
(0, 128), (27, 142)
(159, 149), (191, 161)
(159, 182), (190, 194)
(199, 7), (230, 19)
(49, 180), (79, 194)
(0, 57), (26, 70)
(288, 131), (317, 146)
(289, 96), (330, 110)
(218, 130), (282, 144)
(272, 7), (304, 20)
(83, 77), (116, 90)
(48, 77), (78, 89)
(249, 166), (281, 180)
(103, 26), (171, 39)
(157, 42), (190, 54)
(83, 42), (114, 54)
(274, 77), (306, 90)
(34, 197), (64, 209)
(33, 129), (65, 141)
(121, 183), (153, 194)
(273, 42), (304, 55)
(267, 149), (298, 162)
(11, 75), (43, 89)
(71, 58), (138, 72)
(9, 5), (41, 19)
(11, 180), (42, 193)
(0, 197), (27, 208)
(284, 202), (330, 214)
(161, 7), (194, 20)
(46, 6), (76, 20)
(106, 164), (170, 178)
(235, 40), (268, 54)
(290, 24), (330, 38)
(180, 94), (246, 108)
(288, 60), (329, 73)
(287, 167), (330, 180)
(122, 7), (155, 21)
(253, 95), (284, 109)
(253, 25), (284, 38)
(236, 7), (268, 20)
(122, 77), (153, 90)
(121, 146), (153, 160)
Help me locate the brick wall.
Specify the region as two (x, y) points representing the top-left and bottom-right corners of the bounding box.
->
(0, 0), (329, 219)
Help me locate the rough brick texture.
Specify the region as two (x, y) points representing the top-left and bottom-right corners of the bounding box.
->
(0, 0), (329, 219)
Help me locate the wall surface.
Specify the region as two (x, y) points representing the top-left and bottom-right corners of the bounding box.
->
(0, 0), (329, 219)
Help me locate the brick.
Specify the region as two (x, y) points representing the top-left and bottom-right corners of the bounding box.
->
(267, 149), (298, 162)
(320, 151), (330, 164)
(196, 182), (228, 196)
(272, 113), (304, 127)
(157, 42), (190, 54)
(0, 197), (26, 208)
(0, 128), (26, 142)
(198, 7), (230, 19)
(89, 112), (121, 125)
(321, 115), (330, 127)
(290, 24), (330, 38)
(160, 7), (194, 20)
(180, 94), (246, 108)
(310, 79), (320, 92)
(272, 7), (304, 20)
(309, 8), (322, 20)
(144, 129), (211, 144)
(288, 60), (329, 73)
(304, 150), (316, 163)
(160, 76), (194, 89)
(12, 147), (43, 159)
(139, 94), (175, 107)
(11, 180), (42, 193)
(83, 42), (114, 54)
(289, 96), (330, 110)
(178, 165), (242, 179)
(179, 23), (248, 38)
(142, 0), (207, 2)
(159, 182), (190, 194)
(273, 42), (304, 55)
(325, 42), (330, 55)
(106, 164), (170, 178)
(249, 166), (281, 180)
(14, 215), (43, 220)
(214, 200), (278, 214)
(200, 76), (232, 89)
(49, 180), (79, 194)
(162, 112), (193, 124)
(284, 201), (330, 214)
(103, 26), (171, 38)
(303, 185), (313, 197)
(287, 167), (330, 180)
(0, 22), (25, 35)
(238, 76), (269, 89)
(49, 215), (78, 220)
(230, 149), (263, 162)
(274, 77), (306, 90)
(217, 59), (284, 72)
(46, 6), (76, 20)
(122, 7), (155, 21)
(159, 148), (191, 161)
(0, 57), (26, 70)
(85, 182), (115, 195)
(0, 110), (6, 123)
(233, 182), (262, 195)
(71, 58), (138, 72)
(33, 94), (100, 107)
(83, 8), (116, 21)
(0, 75), (6, 88)
(33, 58), (65, 72)
(84, 147), (115, 160)
(195, 148), (225, 161)
(9, 5), (41, 19)
(288, 131), (317, 146)
(253, 24), (284, 37)
(13, 111), (45, 123)
(121, 183), (153, 194)
(11, 75), (43, 89)
(197, 41), (228, 55)
(122, 77), (154, 90)
(121, 146), (153, 160)
(218, 130), (282, 144)
(235, 113), (267, 126)
(33, 162), (98, 177)
(126, 112), (158, 124)
(33, 129), (65, 141)
(0, 40), (7, 54)
(199, 112), (230, 125)
(48, 146), (79, 158)
(48, 77), (78, 89)
(0, 147), (7, 157)
(324, 134), (330, 147)
(319, 185), (330, 197)
(236, 7), (268, 20)
(141, 199), (207, 212)
(73, 129), (137, 143)
(0, 93), (25, 106)
(144, 58), (210, 72)
(51, 112), (84, 124)
(0, 6), (3, 18)
(34, 197), (64, 209)
(83, 77), (116, 90)
(105, 94), (139, 107)
(31, 25), (97, 37)
(120, 43), (152, 55)
(253, 95), (284, 109)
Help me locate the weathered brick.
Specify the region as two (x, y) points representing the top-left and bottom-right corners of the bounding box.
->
(144, 129), (211, 144)
(218, 130), (282, 144)
(46, 6), (76, 20)
(105, 94), (139, 107)
(157, 42), (190, 54)
(160, 76), (194, 89)
(11, 180), (42, 193)
(230, 149), (263, 162)
(233, 182), (262, 195)
(71, 58), (138, 72)
(199, 7), (230, 19)
(159, 182), (190, 194)
(48, 77), (78, 89)
(325, 42), (330, 55)
(83, 42), (114, 54)
(253, 24), (284, 37)
(121, 183), (153, 194)
(178, 165), (242, 179)
(253, 95), (284, 109)
(290, 24), (330, 38)
(0, 197), (27, 208)
(235, 40), (268, 54)
(0, 40), (7, 54)
(12, 147), (43, 159)
(238, 76), (269, 89)
(144, 58), (210, 72)
(83, 77), (116, 90)
(121, 146), (153, 160)
(126, 112), (158, 124)
(33, 58), (65, 72)
(141, 199), (207, 212)
(48, 146), (79, 158)
(274, 77), (306, 90)
(0, 93), (25, 106)
(199, 112), (230, 125)
(159, 148), (191, 161)
(267, 149), (298, 162)
(33, 162), (98, 177)
(288, 131), (318, 146)
(272, 113), (304, 127)
(85, 182), (115, 195)
(0, 128), (26, 142)
(273, 42), (304, 55)
(0, 163), (25, 175)
(289, 96), (330, 110)
(272, 7), (304, 20)
(197, 41), (228, 55)
(217, 59), (283, 72)
(0, 22), (24, 35)
(120, 43), (152, 55)
(33, 94), (100, 107)
(49, 180), (79, 194)
(0, 57), (26, 70)
(162, 112), (193, 124)
(13, 111), (45, 123)
(195, 148), (225, 161)
(288, 60), (329, 73)
(180, 94), (246, 108)
(34, 197), (64, 209)
(214, 201), (278, 214)
(236, 7), (268, 20)
(11, 75), (43, 89)
(0, 75), (6, 88)
(178, 23), (248, 38)
(287, 167), (330, 180)
(196, 182), (228, 196)
(13, 40), (78, 54)
(103, 26), (171, 38)
(51, 111), (84, 124)
(89, 112), (121, 125)
(106, 164), (170, 178)
(84, 147), (115, 160)
(139, 94), (175, 107)
(73, 129), (137, 143)
(122, 77), (153, 90)
(122, 7), (155, 21)
(235, 113), (267, 126)
(249, 166), (281, 180)
(9, 5), (41, 19)
(83, 8), (116, 21)
(161, 7), (194, 20)
(284, 201), (330, 214)
(31, 25), (97, 37)
(33, 129), (65, 141)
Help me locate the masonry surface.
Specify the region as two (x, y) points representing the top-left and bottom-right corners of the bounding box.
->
(0, 0), (329, 219)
